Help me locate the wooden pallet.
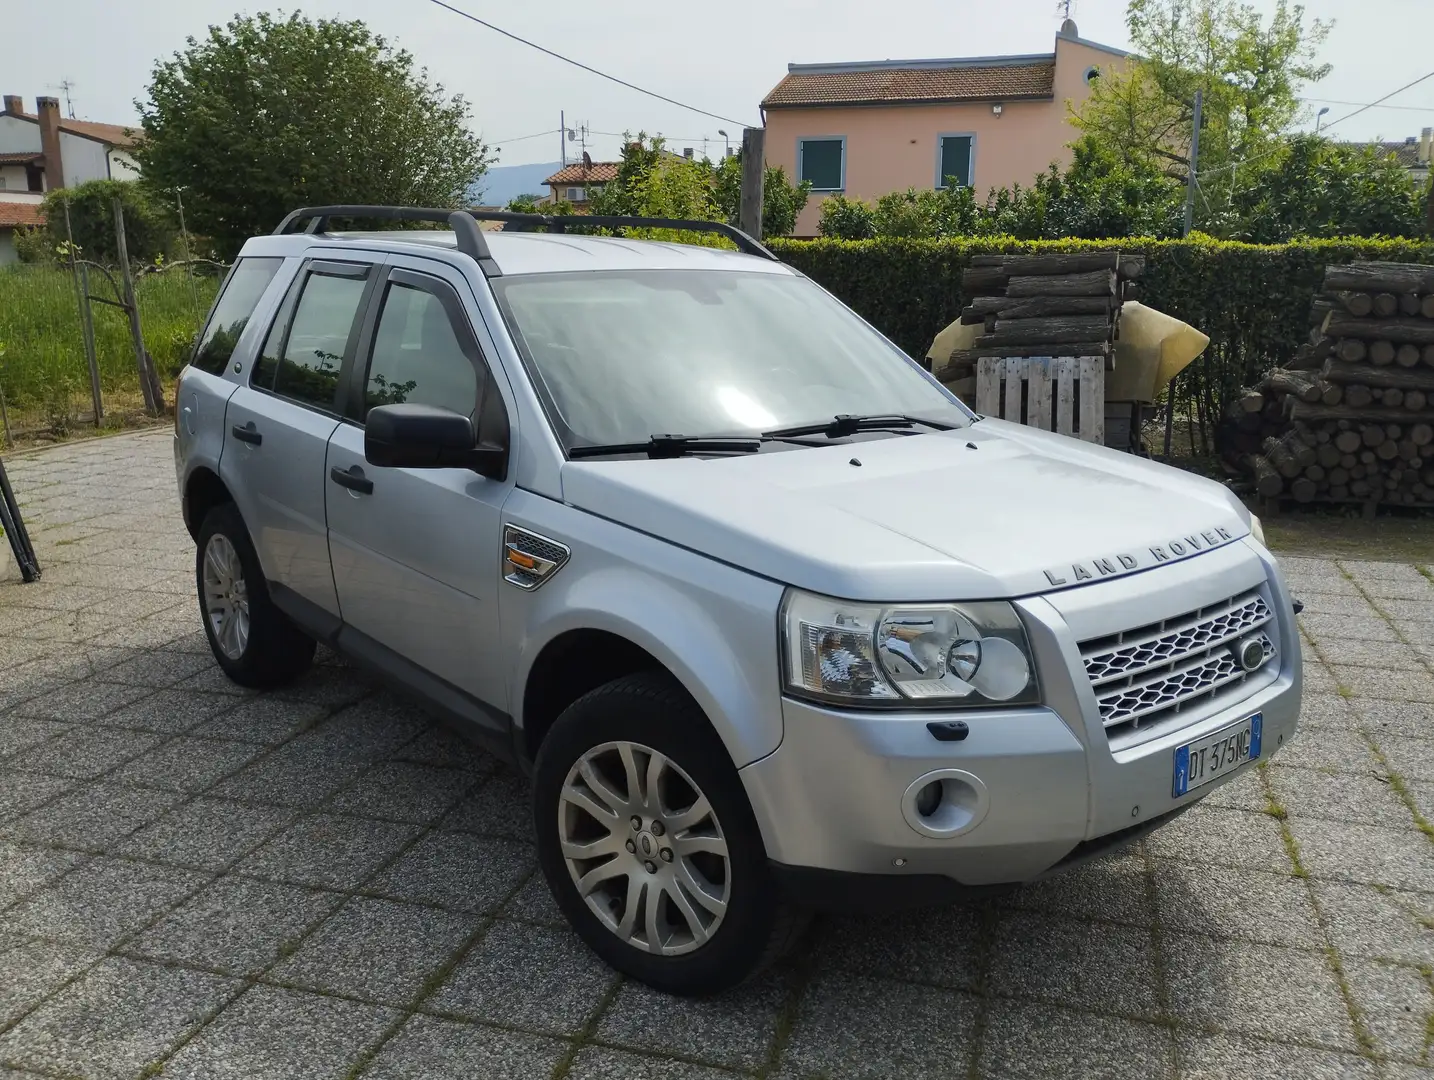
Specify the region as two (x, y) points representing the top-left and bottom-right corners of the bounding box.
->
(975, 356), (1105, 443)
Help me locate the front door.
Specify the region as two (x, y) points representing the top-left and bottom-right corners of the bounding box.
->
(324, 258), (514, 728)
(221, 257), (376, 616)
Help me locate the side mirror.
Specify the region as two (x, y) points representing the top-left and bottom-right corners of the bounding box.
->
(365, 404), (507, 479)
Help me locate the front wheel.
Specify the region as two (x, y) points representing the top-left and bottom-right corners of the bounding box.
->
(533, 672), (805, 996)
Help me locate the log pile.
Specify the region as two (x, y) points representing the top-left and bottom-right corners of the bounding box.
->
(1223, 262), (1434, 507)
(937, 253), (1144, 384)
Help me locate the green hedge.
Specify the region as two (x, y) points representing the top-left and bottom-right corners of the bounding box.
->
(769, 236), (1434, 447)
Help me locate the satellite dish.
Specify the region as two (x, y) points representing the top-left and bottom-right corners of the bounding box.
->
(582, 151), (593, 170)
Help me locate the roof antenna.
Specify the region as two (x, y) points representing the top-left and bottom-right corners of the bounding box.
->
(47, 79), (77, 118)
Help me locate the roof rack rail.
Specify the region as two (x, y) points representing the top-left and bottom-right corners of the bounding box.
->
(272, 205), (780, 275)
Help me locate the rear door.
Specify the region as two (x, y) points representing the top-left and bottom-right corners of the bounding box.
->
(221, 256), (378, 616)
(324, 255), (514, 726)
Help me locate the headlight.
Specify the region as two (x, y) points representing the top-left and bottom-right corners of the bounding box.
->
(780, 589), (1039, 707)
(1249, 514), (1266, 546)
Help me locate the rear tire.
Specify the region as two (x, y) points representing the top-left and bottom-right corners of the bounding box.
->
(533, 672), (806, 996)
(195, 502), (315, 688)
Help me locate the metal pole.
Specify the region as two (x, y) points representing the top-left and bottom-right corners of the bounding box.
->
(63, 200), (103, 426)
(1183, 89), (1203, 238)
(560, 110), (566, 168)
(739, 127), (766, 239)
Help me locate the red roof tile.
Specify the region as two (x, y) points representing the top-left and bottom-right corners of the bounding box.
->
(543, 162), (620, 186)
(0, 152), (43, 165)
(0, 201), (45, 228)
(762, 61), (1056, 108)
(1, 109), (140, 148)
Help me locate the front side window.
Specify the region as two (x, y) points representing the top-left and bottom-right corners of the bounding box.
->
(493, 269), (970, 449)
(938, 135), (973, 189)
(254, 269), (367, 410)
(798, 138), (844, 192)
(363, 278), (479, 418)
(191, 257), (283, 375)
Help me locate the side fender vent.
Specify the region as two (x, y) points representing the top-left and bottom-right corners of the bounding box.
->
(503, 525), (570, 590)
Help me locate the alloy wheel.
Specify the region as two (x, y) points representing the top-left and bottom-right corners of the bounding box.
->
(559, 740), (731, 956)
(202, 533), (250, 660)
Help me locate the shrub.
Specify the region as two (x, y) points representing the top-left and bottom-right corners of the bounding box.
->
(39, 179), (178, 265)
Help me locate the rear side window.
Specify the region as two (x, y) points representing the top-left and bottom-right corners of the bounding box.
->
(253, 264), (369, 411)
(190, 257), (283, 375)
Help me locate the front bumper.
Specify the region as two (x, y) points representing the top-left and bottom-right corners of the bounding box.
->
(738, 540), (1301, 907)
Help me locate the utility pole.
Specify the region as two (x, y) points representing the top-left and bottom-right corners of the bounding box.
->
(559, 111), (566, 167)
(739, 128), (765, 239)
(1183, 88), (1203, 237)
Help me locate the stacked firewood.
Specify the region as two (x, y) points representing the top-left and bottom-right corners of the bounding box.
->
(1223, 262), (1434, 506)
(939, 253), (1144, 384)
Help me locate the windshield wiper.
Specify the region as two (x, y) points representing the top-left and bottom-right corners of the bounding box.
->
(762, 413), (957, 440)
(568, 434), (762, 460)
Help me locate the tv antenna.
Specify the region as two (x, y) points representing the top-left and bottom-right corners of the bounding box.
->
(48, 79), (77, 117)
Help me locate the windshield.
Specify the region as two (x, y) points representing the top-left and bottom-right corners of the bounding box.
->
(491, 269), (972, 449)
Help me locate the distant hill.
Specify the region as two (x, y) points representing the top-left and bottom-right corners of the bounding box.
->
(469, 161), (561, 207)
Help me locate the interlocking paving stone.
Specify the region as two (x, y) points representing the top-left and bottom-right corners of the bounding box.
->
(0, 939), (100, 1028)
(778, 972), (978, 1080)
(234, 813), (420, 890)
(1287, 817), (1434, 891)
(114, 798), (297, 871)
(1354, 700), (1434, 741)
(1005, 849), (1155, 926)
(499, 872), (566, 927)
(1151, 862), (1322, 949)
(272, 896), (478, 1005)
(92, 649), (216, 688)
(158, 985), (397, 1080)
(110, 735), (263, 794)
(1326, 639), (1429, 669)
(368, 832), (534, 914)
(362, 1016), (568, 1080)
(1313, 881), (1434, 967)
(211, 742), (373, 809)
(430, 919), (613, 1036)
(9, 679), (152, 720)
(389, 724), (499, 773)
(814, 905), (985, 989)
(988, 911), (1161, 1019)
(0, 718), (72, 762)
(1297, 693), (1362, 730)
(1201, 769), (1269, 813)
(1335, 666), (1434, 703)
(1273, 727), (1382, 775)
(0, 771), (74, 824)
(4, 857), (207, 948)
(597, 971), (787, 1070)
(1172, 1032), (1381, 1079)
(191, 695), (330, 745)
(566, 1046), (739, 1080)
(1299, 613), (1402, 644)
(0, 842), (88, 910)
(439, 770), (535, 842)
(1268, 766), (1412, 828)
(0, 956), (237, 1080)
(98, 687), (239, 735)
(1342, 958), (1434, 1063)
(325, 762), (477, 825)
(0, 781), (186, 851)
(978, 999), (1177, 1079)
(4, 726), (168, 781)
(1144, 807), (1294, 875)
(1372, 735), (1434, 784)
(272, 666), (380, 708)
(1165, 937), (1357, 1051)
(127, 876), (342, 976)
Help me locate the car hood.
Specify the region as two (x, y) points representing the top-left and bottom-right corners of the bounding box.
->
(560, 418), (1254, 601)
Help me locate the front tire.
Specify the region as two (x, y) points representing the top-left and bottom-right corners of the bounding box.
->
(195, 502), (315, 688)
(533, 672), (805, 996)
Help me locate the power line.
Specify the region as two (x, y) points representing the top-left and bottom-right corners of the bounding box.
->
(1320, 70), (1434, 133)
(421, 0), (753, 128)
(1303, 97), (1434, 114)
(490, 128), (560, 146)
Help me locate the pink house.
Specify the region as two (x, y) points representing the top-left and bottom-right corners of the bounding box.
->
(761, 20), (1129, 236)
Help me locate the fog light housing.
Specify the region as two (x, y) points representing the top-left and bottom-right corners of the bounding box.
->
(901, 769), (990, 839)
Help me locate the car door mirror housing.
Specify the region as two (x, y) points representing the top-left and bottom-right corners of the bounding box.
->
(364, 404), (507, 479)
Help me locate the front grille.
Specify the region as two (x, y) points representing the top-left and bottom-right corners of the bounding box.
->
(1079, 588), (1277, 740)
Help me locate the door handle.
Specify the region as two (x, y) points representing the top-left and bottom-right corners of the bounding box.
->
(231, 423), (262, 446)
(330, 465), (374, 495)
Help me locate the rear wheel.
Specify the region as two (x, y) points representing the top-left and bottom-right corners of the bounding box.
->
(195, 502), (315, 688)
(533, 672), (805, 996)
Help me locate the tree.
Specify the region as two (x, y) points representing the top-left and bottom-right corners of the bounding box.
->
(1075, 0), (1332, 228)
(32, 180), (177, 265)
(1225, 135), (1425, 242)
(712, 155), (812, 237)
(135, 12), (491, 257)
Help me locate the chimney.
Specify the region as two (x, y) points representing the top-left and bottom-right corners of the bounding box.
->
(36, 96), (64, 191)
(1421, 128), (1433, 166)
(683, 147), (694, 160)
(2, 94), (22, 115)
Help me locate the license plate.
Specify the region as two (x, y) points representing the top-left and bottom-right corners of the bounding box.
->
(1173, 713), (1262, 798)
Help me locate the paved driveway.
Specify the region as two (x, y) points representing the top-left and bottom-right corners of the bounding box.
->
(1, 429), (1432, 1079)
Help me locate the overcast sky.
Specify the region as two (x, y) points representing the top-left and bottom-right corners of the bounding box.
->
(8, 0), (1433, 168)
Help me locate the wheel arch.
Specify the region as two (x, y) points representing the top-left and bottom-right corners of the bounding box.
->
(184, 466), (234, 540)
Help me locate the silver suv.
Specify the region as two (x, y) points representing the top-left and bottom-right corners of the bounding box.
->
(173, 205), (1301, 996)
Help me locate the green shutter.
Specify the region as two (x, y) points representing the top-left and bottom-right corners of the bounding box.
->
(939, 137), (972, 188)
(800, 139), (844, 190)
